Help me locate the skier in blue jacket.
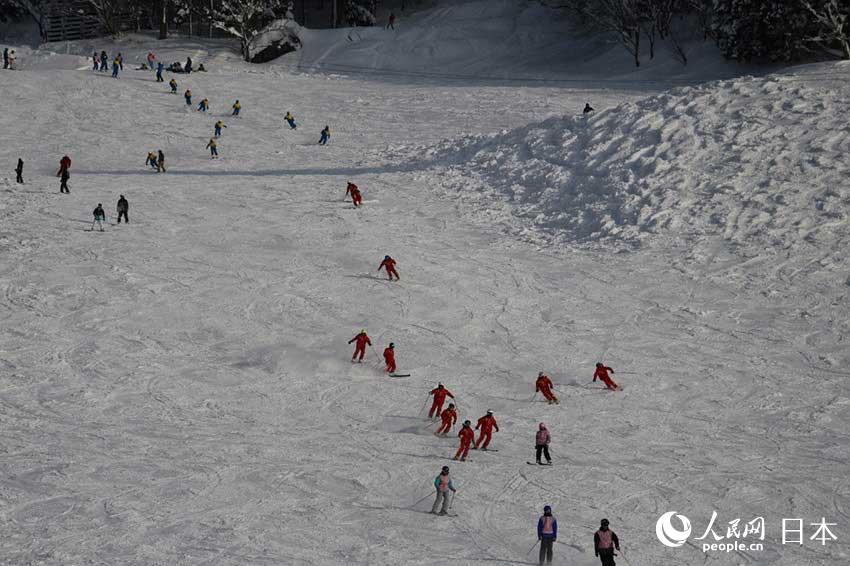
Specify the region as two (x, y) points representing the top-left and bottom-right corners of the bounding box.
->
(431, 465), (457, 516)
(537, 505), (558, 565)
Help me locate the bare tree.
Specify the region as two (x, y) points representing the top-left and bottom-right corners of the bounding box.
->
(578, 0), (644, 66)
(85, 0), (131, 36)
(803, 0), (850, 59)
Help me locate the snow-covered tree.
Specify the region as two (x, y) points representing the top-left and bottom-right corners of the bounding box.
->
(345, 0), (376, 27)
(205, 0), (290, 61)
(711, 0), (814, 61)
(803, 0), (850, 59)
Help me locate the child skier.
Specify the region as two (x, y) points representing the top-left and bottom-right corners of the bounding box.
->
(15, 158), (23, 183)
(593, 363), (619, 390)
(535, 423), (552, 465)
(146, 151), (158, 170)
(435, 403), (457, 436)
(383, 343), (396, 374)
(197, 98), (209, 112)
(156, 62), (164, 82)
(345, 182), (362, 207)
(594, 519), (620, 566)
(454, 421), (474, 461)
(428, 383), (455, 419)
(537, 506), (558, 565)
(92, 203), (106, 231)
(348, 329), (371, 362)
(169, 78), (178, 94)
(285, 111), (297, 129)
(473, 410), (499, 450)
(184, 90), (193, 106)
(214, 120), (226, 137)
(318, 125), (331, 145)
(111, 57), (119, 78)
(536, 372), (559, 404)
(91, 52), (98, 71)
(116, 195), (129, 224)
(206, 138), (218, 158)
(431, 465), (456, 516)
(378, 255), (400, 280)
(232, 100), (241, 116)
(100, 51), (108, 71)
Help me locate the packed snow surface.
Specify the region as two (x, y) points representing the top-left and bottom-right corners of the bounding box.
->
(1, 2), (849, 565)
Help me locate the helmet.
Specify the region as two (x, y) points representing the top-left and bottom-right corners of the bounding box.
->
(596, 362), (603, 368)
(389, 342), (394, 348)
(538, 371), (544, 377)
(384, 255), (391, 260)
(448, 403), (455, 408)
(442, 465), (449, 473)
(544, 505), (552, 513)
(601, 518), (609, 527)
(463, 420), (471, 426)
(486, 410), (493, 415)
(539, 423), (546, 430)
(360, 329), (366, 334)
(437, 383), (443, 388)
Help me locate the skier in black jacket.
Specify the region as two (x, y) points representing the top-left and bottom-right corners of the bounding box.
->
(15, 158), (23, 183)
(116, 195), (129, 223)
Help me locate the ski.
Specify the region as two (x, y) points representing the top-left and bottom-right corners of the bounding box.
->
(390, 373), (411, 377)
(527, 462), (553, 466)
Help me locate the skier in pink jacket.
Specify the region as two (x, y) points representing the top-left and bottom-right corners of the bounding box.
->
(535, 423), (552, 465)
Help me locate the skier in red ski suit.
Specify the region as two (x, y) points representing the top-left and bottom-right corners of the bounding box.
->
(536, 372), (559, 404)
(428, 383), (455, 418)
(379, 255), (400, 280)
(384, 342), (396, 373)
(346, 182), (362, 207)
(454, 420), (474, 461)
(348, 330), (371, 361)
(593, 363), (619, 390)
(435, 403), (457, 436)
(57, 155), (71, 177)
(474, 410), (499, 450)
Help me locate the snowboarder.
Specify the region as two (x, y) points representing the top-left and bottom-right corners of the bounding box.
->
(156, 61), (164, 82)
(378, 255), (400, 280)
(146, 151), (158, 170)
(383, 343), (397, 374)
(387, 12), (396, 29)
(57, 155), (72, 177)
(318, 125), (331, 145)
(285, 111), (297, 129)
(214, 120), (226, 137)
(59, 168), (70, 194)
(594, 519), (620, 566)
(348, 329), (371, 362)
(536, 372), (559, 404)
(435, 403), (457, 436)
(197, 98), (209, 112)
(184, 90), (193, 106)
(454, 420), (474, 461)
(537, 505), (558, 565)
(169, 78), (178, 94)
(473, 410), (499, 450)
(206, 138), (218, 158)
(185, 56), (193, 74)
(157, 150), (166, 172)
(345, 182), (362, 207)
(593, 363), (619, 390)
(429, 383), (455, 419)
(116, 195), (129, 224)
(100, 50), (108, 72)
(584, 103), (595, 114)
(232, 100), (241, 116)
(535, 423), (552, 465)
(15, 158), (23, 184)
(431, 465), (456, 515)
(92, 203), (106, 231)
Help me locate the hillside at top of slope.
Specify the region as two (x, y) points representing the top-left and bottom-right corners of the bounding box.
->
(385, 64), (850, 257)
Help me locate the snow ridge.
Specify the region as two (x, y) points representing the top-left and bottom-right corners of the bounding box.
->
(389, 69), (850, 251)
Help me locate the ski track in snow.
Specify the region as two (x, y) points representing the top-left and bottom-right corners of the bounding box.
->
(2, 5), (850, 566)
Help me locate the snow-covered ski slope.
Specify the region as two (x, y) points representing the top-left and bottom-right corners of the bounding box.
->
(2, 2), (850, 565)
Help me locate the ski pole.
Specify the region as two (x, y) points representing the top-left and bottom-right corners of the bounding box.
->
(419, 395), (430, 416)
(621, 547), (634, 566)
(449, 491), (457, 510)
(531, 391), (538, 402)
(526, 540), (539, 556)
(410, 491), (433, 508)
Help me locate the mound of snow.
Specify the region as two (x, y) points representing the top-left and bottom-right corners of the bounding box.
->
(389, 64), (850, 251)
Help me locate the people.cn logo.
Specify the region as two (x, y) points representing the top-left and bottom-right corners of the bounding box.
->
(656, 512), (692, 547)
